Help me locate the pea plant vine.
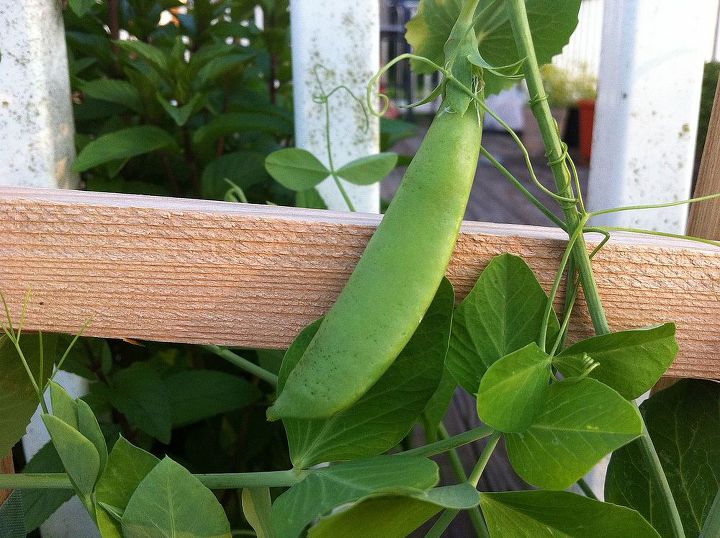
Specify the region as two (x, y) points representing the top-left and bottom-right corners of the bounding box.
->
(2, 1), (720, 537)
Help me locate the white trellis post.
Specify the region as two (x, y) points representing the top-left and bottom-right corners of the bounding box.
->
(0, 1), (95, 535)
(584, 0), (717, 500)
(588, 0), (717, 233)
(290, 0), (381, 213)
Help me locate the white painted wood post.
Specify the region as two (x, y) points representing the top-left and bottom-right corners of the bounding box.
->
(290, 0), (381, 213)
(587, 0), (716, 233)
(0, 0), (78, 189)
(1, 1), (96, 535)
(584, 0), (716, 500)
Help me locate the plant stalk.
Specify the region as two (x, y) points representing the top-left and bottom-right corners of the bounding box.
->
(506, 3), (684, 537)
(202, 344), (278, 386)
(506, 0), (609, 336)
(400, 425), (494, 458)
(639, 426), (686, 537)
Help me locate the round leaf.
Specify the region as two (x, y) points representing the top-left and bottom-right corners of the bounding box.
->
(506, 378), (642, 490)
(265, 148), (330, 191)
(477, 343), (552, 432)
(335, 153), (398, 185)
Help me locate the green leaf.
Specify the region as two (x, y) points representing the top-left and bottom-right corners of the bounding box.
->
(0, 492), (25, 538)
(156, 93), (205, 126)
(41, 414), (100, 496)
(116, 40), (169, 76)
(193, 113), (292, 149)
(606, 380), (720, 537)
(506, 378), (642, 490)
(49, 380), (78, 429)
(477, 343), (552, 432)
(76, 398), (108, 474)
(282, 278), (454, 468)
(309, 484), (481, 538)
(165, 370), (261, 427)
(554, 324), (678, 399)
(481, 490), (661, 538)
(0, 334), (57, 456)
(422, 367), (457, 437)
(335, 153), (398, 185)
(265, 148), (330, 191)
(72, 126), (176, 172)
(68, 0), (96, 17)
(201, 151), (268, 199)
(81, 79), (143, 113)
(271, 456), (438, 538)
(702, 489), (720, 538)
(121, 457), (231, 538)
(406, 0), (582, 95)
(96, 437), (160, 538)
(242, 488), (275, 538)
(110, 362), (172, 443)
(196, 52), (255, 88)
(446, 253), (559, 395)
(21, 442), (73, 533)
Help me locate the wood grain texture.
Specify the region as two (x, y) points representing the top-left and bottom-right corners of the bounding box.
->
(0, 454), (14, 504)
(688, 76), (720, 238)
(0, 187), (719, 379)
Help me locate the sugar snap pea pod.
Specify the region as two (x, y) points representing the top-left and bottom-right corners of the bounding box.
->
(266, 101), (483, 421)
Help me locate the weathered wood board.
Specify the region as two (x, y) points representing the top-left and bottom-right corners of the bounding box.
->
(1, 187), (718, 379)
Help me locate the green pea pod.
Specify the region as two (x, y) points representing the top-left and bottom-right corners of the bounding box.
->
(267, 101), (483, 420)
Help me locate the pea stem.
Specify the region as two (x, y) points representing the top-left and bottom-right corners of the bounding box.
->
(202, 345), (278, 386)
(437, 424), (489, 537)
(506, 0), (609, 336)
(400, 425), (494, 458)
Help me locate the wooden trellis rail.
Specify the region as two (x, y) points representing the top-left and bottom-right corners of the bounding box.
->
(1, 187), (719, 379)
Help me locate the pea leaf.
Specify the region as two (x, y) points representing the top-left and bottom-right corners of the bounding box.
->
(109, 362), (172, 444)
(20, 442), (73, 533)
(121, 457), (231, 538)
(309, 483), (481, 538)
(282, 278), (454, 468)
(506, 378), (642, 490)
(0, 492), (25, 538)
(422, 367), (457, 438)
(481, 490), (661, 538)
(446, 253), (559, 395)
(702, 490), (720, 538)
(271, 456), (438, 538)
(242, 488), (275, 538)
(76, 398), (108, 474)
(295, 188), (328, 210)
(166, 370), (261, 427)
(335, 153), (398, 185)
(554, 324), (678, 400)
(406, 0), (582, 95)
(72, 126), (176, 172)
(0, 334), (57, 457)
(41, 414), (100, 497)
(96, 437), (160, 538)
(477, 343), (552, 432)
(47, 381), (78, 430)
(606, 380), (720, 537)
(81, 79), (143, 113)
(264, 148), (330, 191)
